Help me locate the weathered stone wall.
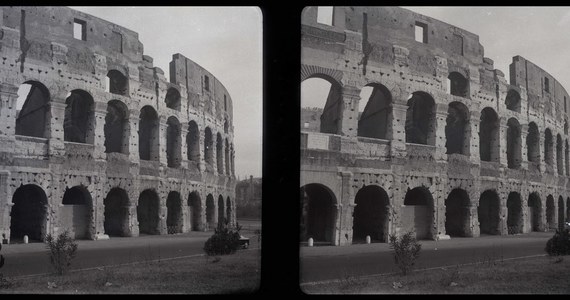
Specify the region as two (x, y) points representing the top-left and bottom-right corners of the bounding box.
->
(0, 6), (236, 242)
(301, 6), (570, 246)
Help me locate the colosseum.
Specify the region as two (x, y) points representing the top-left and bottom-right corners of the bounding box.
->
(300, 6), (570, 246)
(0, 6), (236, 244)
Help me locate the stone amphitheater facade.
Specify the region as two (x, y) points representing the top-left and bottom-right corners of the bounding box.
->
(0, 6), (236, 243)
(301, 6), (570, 246)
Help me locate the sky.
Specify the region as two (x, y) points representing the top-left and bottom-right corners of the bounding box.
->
(302, 6), (570, 113)
(70, 6), (263, 179)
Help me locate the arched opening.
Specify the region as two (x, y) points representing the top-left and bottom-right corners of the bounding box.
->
(479, 107), (499, 162)
(61, 186), (92, 239)
(137, 189), (160, 235)
(188, 191), (202, 231)
(527, 122), (540, 164)
(225, 139), (230, 175)
(357, 83), (392, 140)
(165, 87), (181, 111)
(216, 133), (224, 174)
(187, 121), (200, 162)
(545, 128), (554, 168)
(10, 184), (48, 242)
(505, 89), (521, 113)
(64, 89), (94, 144)
(567, 197), (570, 223)
(403, 186), (434, 240)
(565, 120), (568, 136)
(445, 188), (471, 237)
(104, 100), (129, 154)
(478, 190), (501, 235)
(445, 101), (469, 155)
(230, 144), (235, 176)
(104, 188), (130, 237)
(546, 195), (555, 230)
(106, 70), (128, 96)
(204, 127), (214, 165)
(166, 191), (183, 234)
(15, 81), (50, 138)
(166, 116), (181, 168)
(300, 76), (342, 134)
(528, 193), (543, 232)
(206, 194), (215, 230)
(218, 195), (225, 227)
(226, 197), (232, 225)
(566, 140), (570, 175)
(352, 185), (390, 243)
(139, 106), (159, 161)
(224, 118), (229, 134)
(447, 72), (469, 98)
(406, 92), (436, 145)
(300, 184), (337, 243)
(557, 134), (564, 175)
(507, 118), (522, 169)
(558, 196), (565, 230)
(506, 192), (523, 234)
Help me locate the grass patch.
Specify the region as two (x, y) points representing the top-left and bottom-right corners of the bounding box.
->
(302, 255), (570, 294)
(0, 249), (260, 294)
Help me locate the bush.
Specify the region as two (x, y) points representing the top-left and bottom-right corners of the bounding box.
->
(545, 228), (570, 256)
(203, 221), (242, 256)
(389, 231), (422, 276)
(45, 230), (78, 275)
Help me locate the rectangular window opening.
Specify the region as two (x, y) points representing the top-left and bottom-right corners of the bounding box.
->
(73, 18), (87, 41)
(112, 31), (123, 53)
(545, 77), (550, 93)
(415, 22), (428, 43)
(224, 95), (227, 111)
(317, 6), (334, 26)
(452, 34), (464, 56)
(565, 96), (567, 113)
(204, 75), (210, 91)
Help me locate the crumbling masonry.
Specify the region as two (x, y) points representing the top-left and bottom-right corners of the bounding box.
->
(301, 7), (570, 245)
(0, 6), (236, 243)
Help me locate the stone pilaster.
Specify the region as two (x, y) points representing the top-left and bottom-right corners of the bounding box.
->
(339, 86), (360, 138)
(469, 110), (481, 163)
(47, 99), (66, 157)
(0, 83), (18, 140)
(389, 101), (408, 159)
(158, 115), (168, 165)
(337, 171), (353, 246)
(92, 101), (108, 160)
(128, 109), (140, 162)
(520, 124), (529, 170)
(498, 117), (508, 167)
(434, 103), (448, 161)
(180, 123), (189, 169)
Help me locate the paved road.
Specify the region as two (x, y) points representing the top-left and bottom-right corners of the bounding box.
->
(300, 232), (553, 284)
(1, 221), (261, 278)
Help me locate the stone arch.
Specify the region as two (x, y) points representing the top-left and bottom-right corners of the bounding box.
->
(104, 187), (131, 237)
(226, 196), (232, 225)
(187, 121), (200, 162)
(300, 183), (338, 243)
(507, 192), (523, 234)
(505, 89), (521, 113)
(206, 194), (216, 230)
(566, 139), (569, 175)
(447, 71), (469, 98)
(224, 118), (229, 134)
(216, 133), (224, 174)
(166, 116), (182, 168)
(546, 195), (555, 230)
(137, 189), (161, 235)
(300, 64), (343, 84)
(188, 191), (202, 231)
(106, 69), (129, 96)
(557, 134), (564, 175)
(357, 83), (392, 140)
(204, 127), (214, 165)
(406, 91), (436, 145)
(64, 89), (95, 144)
(527, 122), (540, 163)
(230, 143), (235, 176)
(352, 185), (390, 243)
(403, 186), (434, 240)
(567, 197), (570, 223)
(478, 190), (501, 235)
(218, 195), (225, 226)
(528, 192), (543, 232)
(300, 73), (343, 134)
(507, 117), (522, 169)
(558, 196), (565, 230)
(166, 191), (183, 234)
(61, 185), (93, 239)
(445, 188), (471, 237)
(479, 107), (499, 162)
(445, 101), (470, 155)
(565, 120), (568, 136)
(15, 81), (50, 138)
(10, 184), (48, 242)
(165, 87), (181, 111)
(105, 99), (129, 154)
(139, 106), (159, 161)
(545, 128), (554, 167)
(225, 138), (230, 175)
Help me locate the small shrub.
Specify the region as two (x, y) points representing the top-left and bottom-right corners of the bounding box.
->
(389, 231), (422, 276)
(45, 230), (78, 275)
(203, 221), (242, 256)
(545, 228), (570, 256)
(0, 243), (11, 289)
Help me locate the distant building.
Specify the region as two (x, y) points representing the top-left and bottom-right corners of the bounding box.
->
(236, 176), (262, 207)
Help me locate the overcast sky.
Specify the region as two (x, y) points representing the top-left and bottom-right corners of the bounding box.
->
(70, 6), (263, 180)
(303, 6), (570, 112)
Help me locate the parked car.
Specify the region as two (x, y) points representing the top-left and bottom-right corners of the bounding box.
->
(565, 222), (570, 230)
(239, 235), (250, 249)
